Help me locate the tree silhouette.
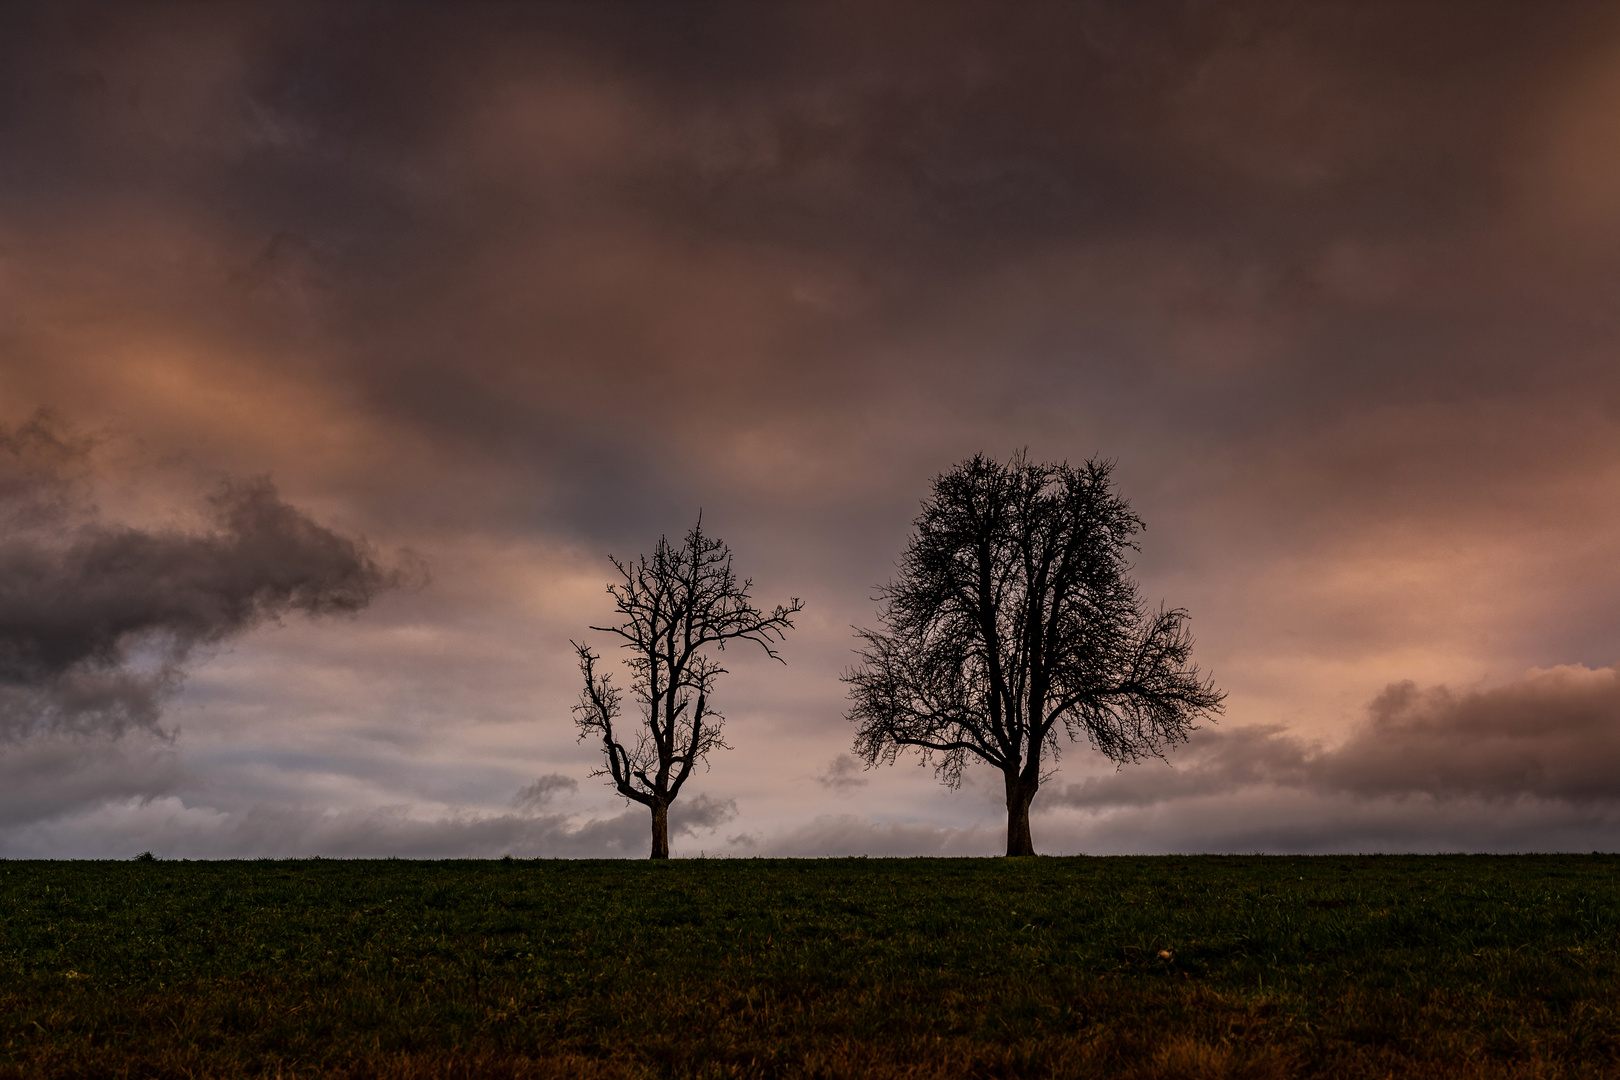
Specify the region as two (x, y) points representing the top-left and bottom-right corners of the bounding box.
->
(846, 452), (1224, 856)
(573, 518), (802, 859)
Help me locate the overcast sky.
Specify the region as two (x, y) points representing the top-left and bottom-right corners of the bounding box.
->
(5, 2), (1620, 857)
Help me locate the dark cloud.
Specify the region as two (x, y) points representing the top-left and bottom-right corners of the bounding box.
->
(1319, 669), (1620, 803)
(0, 414), (408, 738)
(10, 2), (1608, 493)
(1053, 666), (1620, 810)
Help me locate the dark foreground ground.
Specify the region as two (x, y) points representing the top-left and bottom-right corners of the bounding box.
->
(2, 855), (1618, 1078)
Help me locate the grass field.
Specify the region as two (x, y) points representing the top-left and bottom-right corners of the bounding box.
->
(2, 855), (1619, 1078)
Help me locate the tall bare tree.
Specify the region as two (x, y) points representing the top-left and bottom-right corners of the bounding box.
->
(846, 452), (1224, 856)
(573, 518), (802, 859)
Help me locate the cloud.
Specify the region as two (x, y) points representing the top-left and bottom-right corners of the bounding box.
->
(1036, 787), (1620, 857)
(0, 413), (411, 738)
(670, 792), (738, 834)
(511, 772), (578, 811)
(0, 730), (181, 829)
(1047, 725), (1312, 810)
(816, 753), (870, 794)
(0, 799), (637, 860)
(1053, 664), (1620, 812)
(1318, 667), (1620, 803)
(0, 786), (744, 860)
(0, 410), (94, 524)
(742, 814), (1000, 858)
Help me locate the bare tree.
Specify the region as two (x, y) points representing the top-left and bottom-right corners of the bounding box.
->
(845, 452), (1224, 856)
(573, 517), (802, 859)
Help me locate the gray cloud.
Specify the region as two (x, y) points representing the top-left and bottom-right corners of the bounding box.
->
(511, 772), (577, 812)
(1319, 669), (1620, 803)
(670, 792), (738, 834)
(1048, 725), (1312, 810)
(816, 754), (870, 795)
(0, 787), (743, 860)
(0, 731), (181, 829)
(0, 414), (408, 738)
(0, 801), (641, 860)
(1034, 788), (1620, 857)
(1053, 665), (1620, 811)
(745, 814), (1000, 858)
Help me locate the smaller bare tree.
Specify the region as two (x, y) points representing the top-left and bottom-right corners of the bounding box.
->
(573, 517), (802, 859)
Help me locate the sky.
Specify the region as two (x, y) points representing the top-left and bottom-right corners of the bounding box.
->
(5, 1), (1620, 858)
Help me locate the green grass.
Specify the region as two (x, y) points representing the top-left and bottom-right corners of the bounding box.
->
(2, 855), (1619, 1078)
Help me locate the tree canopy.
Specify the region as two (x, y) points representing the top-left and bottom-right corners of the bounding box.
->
(846, 452), (1224, 856)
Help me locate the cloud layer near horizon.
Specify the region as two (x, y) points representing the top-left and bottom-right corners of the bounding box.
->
(4, 1), (1620, 856)
(1057, 665), (1620, 811)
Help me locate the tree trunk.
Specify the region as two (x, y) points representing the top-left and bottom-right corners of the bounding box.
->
(650, 799), (670, 859)
(1005, 779), (1037, 857)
